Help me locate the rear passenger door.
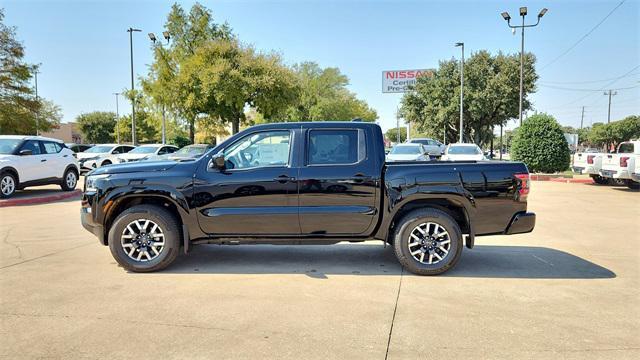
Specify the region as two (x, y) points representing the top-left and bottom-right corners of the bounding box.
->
(297, 126), (379, 236)
(42, 141), (67, 178)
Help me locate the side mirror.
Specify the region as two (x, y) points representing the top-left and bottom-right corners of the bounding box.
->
(210, 154), (226, 170)
(19, 149), (33, 156)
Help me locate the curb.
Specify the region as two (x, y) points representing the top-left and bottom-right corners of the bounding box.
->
(548, 178), (594, 184)
(0, 189), (82, 208)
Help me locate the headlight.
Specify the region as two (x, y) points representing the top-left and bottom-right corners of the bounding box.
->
(85, 174), (110, 192)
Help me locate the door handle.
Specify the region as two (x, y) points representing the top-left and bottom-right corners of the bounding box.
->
(41, 159), (47, 162)
(274, 175), (296, 183)
(352, 173), (370, 183)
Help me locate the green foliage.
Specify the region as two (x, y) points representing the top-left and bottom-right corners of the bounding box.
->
(116, 110), (158, 144)
(170, 134), (191, 148)
(511, 114), (570, 173)
(279, 62), (377, 122)
(401, 50), (537, 145)
(385, 127), (407, 143)
(581, 116), (640, 148)
(76, 111), (116, 144)
(0, 10), (61, 134)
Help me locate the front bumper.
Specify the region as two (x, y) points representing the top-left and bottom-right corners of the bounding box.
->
(505, 212), (536, 235)
(81, 206), (105, 245)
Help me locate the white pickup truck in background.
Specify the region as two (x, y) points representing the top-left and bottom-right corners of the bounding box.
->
(600, 140), (640, 190)
(572, 148), (609, 185)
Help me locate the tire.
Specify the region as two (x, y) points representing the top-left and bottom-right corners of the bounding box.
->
(590, 174), (610, 185)
(625, 179), (640, 190)
(108, 204), (181, 272)
(101, 160), (112, 166)
(0, 172), (17, 199)
(393, 208), (463, 276)
(60, 168), (78, 191)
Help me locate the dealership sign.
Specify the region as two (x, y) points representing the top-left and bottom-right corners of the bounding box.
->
(382, 69), (434, 93)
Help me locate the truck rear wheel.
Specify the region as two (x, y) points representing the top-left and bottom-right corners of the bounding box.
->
(590, 174), (610, 185)
(108, 204), (181, 272)
(393, 208), (463, 275)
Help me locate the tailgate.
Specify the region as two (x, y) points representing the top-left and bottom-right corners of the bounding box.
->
(573, 153), (588, 168)
(602, 154), (619, 171)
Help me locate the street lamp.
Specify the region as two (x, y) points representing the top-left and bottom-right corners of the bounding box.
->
(113, 92), (121, 144)
(148, 31), (171, 144)
(127, 27), (141, 145)
(33, 65), (41, 136)
(455, 42), (464, 143)
(501, 7), (548, 126)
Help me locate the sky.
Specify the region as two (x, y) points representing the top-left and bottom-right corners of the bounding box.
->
(3, 0), (639, 133)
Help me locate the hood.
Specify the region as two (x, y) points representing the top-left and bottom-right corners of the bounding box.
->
(88, 160), (178, 176)
(118, 153), (151, 161)
(387, 154), (423, 161)
(443, 154), (485, 161)
(0, 154), (18, 162)
(76, 152), (105, 160)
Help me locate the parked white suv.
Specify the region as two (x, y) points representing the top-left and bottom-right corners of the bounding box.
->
(0, 135), (79, 198)
(76, 144), (135, 173)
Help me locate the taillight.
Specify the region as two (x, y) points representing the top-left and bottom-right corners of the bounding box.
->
(514, 173), (530, 202)
(587, 155), (595, 164)
(620, 157), (629, 167)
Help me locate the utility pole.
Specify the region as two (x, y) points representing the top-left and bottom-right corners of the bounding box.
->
(604, 90), (617, 124)
(580, 106), (585, 130)
(455, 42), (464, 143)
(396, 106), (400, 143)
(499, 124), (503, 160)
(34, 68), (39, 136)
(113, 93), (121, 144)
(127, 27), (141, 145)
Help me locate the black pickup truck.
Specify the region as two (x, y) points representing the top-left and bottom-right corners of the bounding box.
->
(81, 122), (535, 275)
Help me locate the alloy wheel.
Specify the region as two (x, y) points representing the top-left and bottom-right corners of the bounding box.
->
(66, 172), (77, 189)
(407, 222), (451, 265)
(121, 219), (165, 262)
(1, 175), (15, 196)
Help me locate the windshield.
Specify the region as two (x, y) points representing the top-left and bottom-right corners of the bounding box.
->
(174, 145), (208, 156)
(411, 139), (437, 146)
(448, 146), (481, 155)
(85, 145), (113, 153)
(391, 145), (422, 155)
(0, 139), (22, 155)
(129, 146), (158, 154)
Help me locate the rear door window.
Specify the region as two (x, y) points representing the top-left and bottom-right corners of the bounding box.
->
(307, 129), (365, 165)
(43, 141), (62, 154)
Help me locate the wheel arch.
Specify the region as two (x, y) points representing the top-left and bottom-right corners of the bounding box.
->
(383, 197), (473, 248)
(0, 166), (20, 184)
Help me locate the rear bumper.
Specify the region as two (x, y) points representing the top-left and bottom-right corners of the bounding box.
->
(505, 212), (536, 235)
(600, 168), (630, 179)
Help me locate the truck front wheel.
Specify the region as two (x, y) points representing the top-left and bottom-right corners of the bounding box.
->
(108, 204), (181, 272)
(393, 208), (463, 275)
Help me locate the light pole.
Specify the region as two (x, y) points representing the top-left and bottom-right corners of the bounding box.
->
(501, 7), (548, 126)
(127, 27), (141, 145)
(113, 92), (121, 144)
(455, 42), (464, 143)
(148, 31), (171, 144)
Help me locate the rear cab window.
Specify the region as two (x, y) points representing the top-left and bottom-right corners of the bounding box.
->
(618, 143), (634, 154)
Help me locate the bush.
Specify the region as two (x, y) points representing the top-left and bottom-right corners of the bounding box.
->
(511, 114), (570, 173)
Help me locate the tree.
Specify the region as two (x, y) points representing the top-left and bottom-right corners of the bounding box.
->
(401, 50), (537, 145)
(511, 114), (570, 173)
(280, 62), (377, 122)
(0, 10), (60, 134)
(142, 3), (232, 142)
(177, 39), (299, 134)
(77, 112), (116, 144)
(385, 127), (407, 143)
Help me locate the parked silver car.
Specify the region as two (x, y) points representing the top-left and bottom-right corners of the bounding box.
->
(408, 138), (445, 157)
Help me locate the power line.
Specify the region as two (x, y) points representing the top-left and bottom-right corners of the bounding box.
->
(539, 84), (640, 92)
(540, 0), (627, 71)
(539, 73), (639, 85)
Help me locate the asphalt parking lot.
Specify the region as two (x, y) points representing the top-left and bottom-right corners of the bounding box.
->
(0, 182), (638, 359)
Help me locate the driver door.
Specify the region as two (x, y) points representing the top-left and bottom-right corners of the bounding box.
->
(194, 129), (300, 236)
